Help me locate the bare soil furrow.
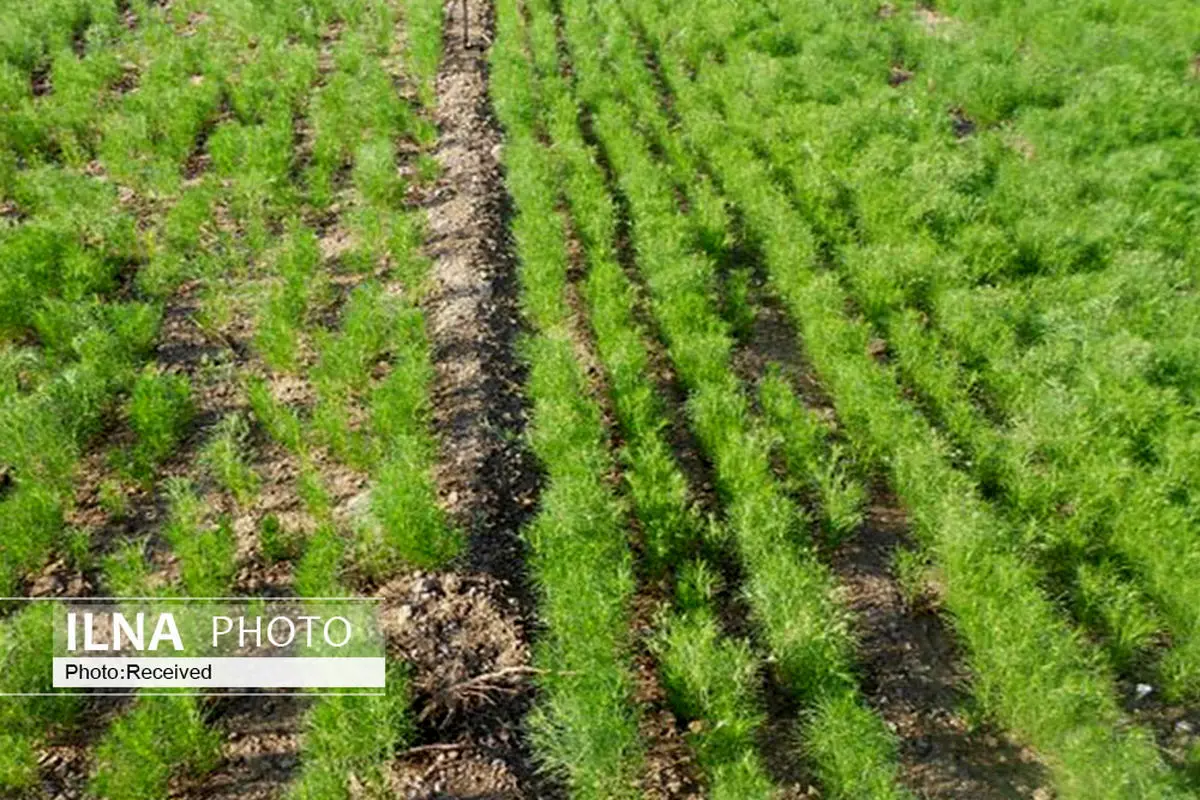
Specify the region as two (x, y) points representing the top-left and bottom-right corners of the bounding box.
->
(379, 570), (534, 798)
(423, 0), (538, 589)
(629, 588), (708, 800)
(389, 0), (548, 796)
(173, 696), (309, 800)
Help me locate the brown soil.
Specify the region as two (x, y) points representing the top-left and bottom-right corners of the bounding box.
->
(34, 697), (135, 800)
(630, 588), (708, 800)
(112, 60), (141, 94)
(174, 696), (309, 799)
(889, 65), (914, 87)
(730, 281), (833, 416)
(915, 5), (958, 36)
(380, 572), (527, 723)
(420, 0), (538, 587)
(755, 677), (821, 798)
(390, 0), (550, 796)
(377, 571), (534, 798)
(949, 106), (977, 138)
(1121, 677), (1200, 784)
(31, 64), (52, 97)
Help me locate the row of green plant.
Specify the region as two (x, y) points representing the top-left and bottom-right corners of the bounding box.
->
(806, 0), (1198, 490)
(87, 477), (236, 798)
(546, 0), (918, 795)
(235, 0), (456, 579)
(0, 0), (243, 607)
(620, 0), (1189, 794)
(705, 45), (1176, 681)
(0, 31), (243, 780)
(492, 2), (649, 794)
(507, 0), (780, 794)
(0, 0), (261, 781)
(671, 16), (1200, 586)
(0, 0), (123, 73)
(264, 2), (447, 795)
(713, 0), (1200, 480)
(85, 78), (288, 800)
(1, 0), (437, 794)
(242, 2), (449, 794)
(715, 0), (1200, 511)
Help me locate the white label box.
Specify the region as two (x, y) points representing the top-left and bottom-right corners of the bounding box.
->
(53, 657), (386, 688)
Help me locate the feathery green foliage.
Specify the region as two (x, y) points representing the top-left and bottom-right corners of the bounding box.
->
(127, 369), (194, 480)
(287, 669), (412, 800)
(492, 4), (644, 792)
(543, 0), (910, 793)
(623, 0), (1189, 791)
(90, 696), (221, 800)
(201, 412), (260, 505)
(0, 603), (82, 791)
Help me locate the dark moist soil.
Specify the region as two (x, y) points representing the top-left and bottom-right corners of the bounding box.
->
(386, 0), (550, 796)
(174, 695), (310, 799)
(629, 588), (708, 800)
(379, 572), (532, 798)
(31, 63), (52, 97)
(421, 0), (538, 587)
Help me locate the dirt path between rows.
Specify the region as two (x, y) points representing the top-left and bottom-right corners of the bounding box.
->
(422, 0), (538, 586)
(382, 0), (551, 796)
(835, 491), (1050, 799)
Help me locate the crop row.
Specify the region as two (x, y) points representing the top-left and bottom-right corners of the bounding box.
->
(493, 2), (647, 793)
(506, 1), (786, 796)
